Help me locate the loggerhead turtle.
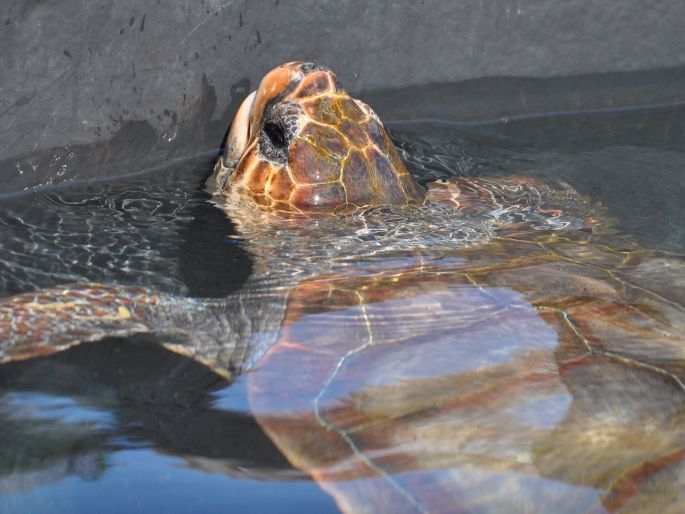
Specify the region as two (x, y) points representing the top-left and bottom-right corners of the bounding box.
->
(1, 62), (685, 513)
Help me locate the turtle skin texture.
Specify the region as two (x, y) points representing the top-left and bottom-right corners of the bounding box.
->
(210, 62), (423, 214)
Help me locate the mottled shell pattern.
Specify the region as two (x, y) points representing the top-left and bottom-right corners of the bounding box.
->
(210, 62), (424, 214)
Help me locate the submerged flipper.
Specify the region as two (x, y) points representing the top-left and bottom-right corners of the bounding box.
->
(0, 283), (162, 363)
(0, 281), (289, 378)
(426, 176), (606, 231)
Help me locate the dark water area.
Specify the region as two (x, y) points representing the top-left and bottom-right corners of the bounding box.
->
(389, 102), (685, 251)
(0, 100), (684, 513)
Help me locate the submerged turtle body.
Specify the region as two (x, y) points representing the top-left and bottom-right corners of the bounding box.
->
(248, 218), (685, 513)
(1, 63), (685, 513)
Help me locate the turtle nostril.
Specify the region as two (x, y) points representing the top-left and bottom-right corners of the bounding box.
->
(264, 121), (286, 149)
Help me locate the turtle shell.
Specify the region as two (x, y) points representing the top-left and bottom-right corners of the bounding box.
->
(247, 177), (685, 513)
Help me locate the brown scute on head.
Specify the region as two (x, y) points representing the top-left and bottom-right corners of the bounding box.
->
(295, 73), (332, 98)
(299, 62), (343, 91)
(267, 167), (295, 201)
(245, 159), (274, 195)
(299, 123), (348, 160)
(289, 138), (342, 184)
(303, 96), (346, 126)
(338, 119), (369, 148)
(342, 150), (376, 206)
(363, 118), (389, 154)
(370, 149), (407, 205)
(340, 98), (366, 122)
(216, 62), (426, 214)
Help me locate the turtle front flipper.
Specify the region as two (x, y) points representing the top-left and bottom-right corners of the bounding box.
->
(0, 283), (278, 378)
(426, 176), (605, 233)
(0, 283), (166, 363)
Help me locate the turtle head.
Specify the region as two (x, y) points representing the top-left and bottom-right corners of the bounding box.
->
(211, 62), (424, 215)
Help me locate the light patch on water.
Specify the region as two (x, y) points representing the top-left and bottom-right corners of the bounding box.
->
(0, 392), (116, 429)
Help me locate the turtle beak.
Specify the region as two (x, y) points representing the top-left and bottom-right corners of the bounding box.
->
(221, 90), (256, 170)
(208, 90), (256, 191)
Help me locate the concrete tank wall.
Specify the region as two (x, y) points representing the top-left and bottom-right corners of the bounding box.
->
(2, 0), (685, 192)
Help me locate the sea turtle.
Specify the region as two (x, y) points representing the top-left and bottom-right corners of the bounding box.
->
(1, 62), (685, 513)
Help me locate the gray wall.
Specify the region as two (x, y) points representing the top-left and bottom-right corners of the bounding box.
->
(2, 0), (685, 192)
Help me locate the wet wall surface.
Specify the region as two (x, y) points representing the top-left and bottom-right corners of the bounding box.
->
(2, 0), (685, 192)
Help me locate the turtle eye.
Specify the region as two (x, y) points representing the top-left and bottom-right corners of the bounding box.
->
(259, 101), (300, 163)
(264, 120), (286, 149)
(260, 119), (289, 163)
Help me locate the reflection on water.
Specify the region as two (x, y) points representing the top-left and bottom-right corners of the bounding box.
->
(246, 243), (684, 513)
(0, 104), (684, 513)
(0, 339), (331, 513)
(1, 448), (329, 514)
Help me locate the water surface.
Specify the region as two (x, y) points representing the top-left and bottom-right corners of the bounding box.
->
(0, 102), (683, 513)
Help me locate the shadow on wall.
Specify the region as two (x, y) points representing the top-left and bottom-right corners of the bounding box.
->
(0, 75), (251, 193)
(2, 0), (685, 192)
